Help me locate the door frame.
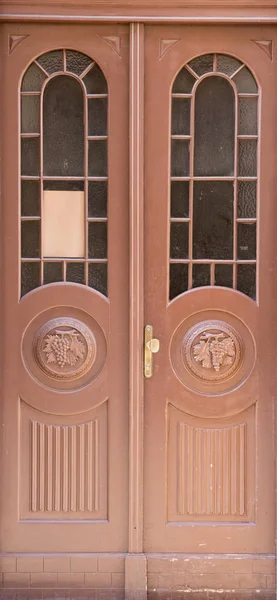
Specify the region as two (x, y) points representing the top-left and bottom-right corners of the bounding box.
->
(0, 4), (277, 599)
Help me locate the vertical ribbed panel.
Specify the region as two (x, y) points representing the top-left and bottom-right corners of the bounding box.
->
(177, 422), (246, 516)
(30, 419), (99, 512)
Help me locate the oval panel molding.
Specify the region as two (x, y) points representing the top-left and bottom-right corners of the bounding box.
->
(183, 320), (242, 382)
(170, 309), (256, 398)
(34, 317), (96, 381)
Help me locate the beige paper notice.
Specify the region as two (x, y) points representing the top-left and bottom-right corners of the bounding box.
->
(43, 190), (85, 258)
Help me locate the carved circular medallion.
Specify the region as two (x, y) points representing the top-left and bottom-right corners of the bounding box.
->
(183, 320), (242, 382)
(34, 318), (96, 380)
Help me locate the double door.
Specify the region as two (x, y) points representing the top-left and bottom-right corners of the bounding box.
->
(0, 22), (276, 564)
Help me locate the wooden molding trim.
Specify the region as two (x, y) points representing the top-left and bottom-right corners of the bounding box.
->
(3, 12), (277, 23)
(3, 0), (277, 6)
(128, 22), (145, 555)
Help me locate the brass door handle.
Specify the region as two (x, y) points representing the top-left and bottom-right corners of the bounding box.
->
(144, 325), (160, 378)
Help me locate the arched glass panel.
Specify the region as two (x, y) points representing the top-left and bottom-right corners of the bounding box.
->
(43, 76), (84, 177)
(194, 76), (235, 177)
(20, 49), (108, 298)
(169, 53), (258, 302)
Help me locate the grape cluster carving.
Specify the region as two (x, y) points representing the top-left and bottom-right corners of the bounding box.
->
(43, 329), (86, 369)
(193, 331), (235, 372)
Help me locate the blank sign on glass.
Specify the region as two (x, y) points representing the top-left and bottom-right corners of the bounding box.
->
(43, 190), (85, 258)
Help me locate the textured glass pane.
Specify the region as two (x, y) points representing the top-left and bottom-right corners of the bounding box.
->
(171, 140), (190, 177)
(43, 180), (84, 191)
(88, 181), (107, 217)
(21, 96), (40, 133)
(171, 98), (190, 135)
(237, 181), (256, 218)
(172, 67), (196, 94)
(44, 262), (63, 284)
(37, 50), (63, 75)
(238, 140), (257, 177)
(170, 263), (188, 300)
(237, 264), (256, 300)
(21, 180), (40, 216)
(88, 98), (108, 136)
(233, 67), (258, 93)
(237, 223), (256, 260)
(66, 50), (92, 75)
(171, 181), (189, 218)
(88, 263), (107, 296)
(88, 141), (107, 177)
(192, 263), (210, 287)
(21, 63), (46, 92)
(238, 97), (257, 136)
(215, 264), (233, 288)
(43, 76), (84, 177)
(88, 222), (107, 258)
(188, 54), (213, 76)
(193, 181), (233, 259)
(194, 77), (235, 177)
(66, 262), (85, 284)
(21, 221), (40, 258)
(21, 138), (40, 176)
(83, 64), (107, 94)
(170, 222), (189, 259)
(216, 54), (242, 76)
(21, 262), (40, 297)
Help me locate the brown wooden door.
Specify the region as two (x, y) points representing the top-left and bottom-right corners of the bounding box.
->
(0, 23), (129, 553)
(1, 17), (277, 591)
(144, 25), (276, 555)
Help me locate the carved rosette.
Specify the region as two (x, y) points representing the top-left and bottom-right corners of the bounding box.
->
(183, 320), (242, 382)
(34, 318), (96, 380)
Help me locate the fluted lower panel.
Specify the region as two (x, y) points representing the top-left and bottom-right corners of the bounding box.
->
(30, 419), (99, 512)
(176, 421), (246, 516)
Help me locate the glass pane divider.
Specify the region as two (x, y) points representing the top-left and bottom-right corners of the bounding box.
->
(42, 176), (85, 180)
(172, 93), (192, 99)
(190, 176), (235, 181)
(62, 49), (67, 71)
(87, 217), (108, 222)
(79, 61), (95, 80)
(210, 262), (215, 285)
(21, 133), (40, 138)
(35, 258), (107, 263)
(171, 135), (191, 140)
(21, 258), (41, 263)
(237, 135), (258, 140)
(169, 258), (256, 264)
(237, 176), (257, 180)
(186, 64), (199, 79)
(34, 59), (49, 77)
(21, 216), (41, 221)
(87, 94), (108, 99)
(230, 63), (245, 79)
(87, 136), (108, 141)
(21, 91), (41, 96)
(84, 86), (89, 286)
(237, 218), (257, 223)
(238, 93), (259, 98)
